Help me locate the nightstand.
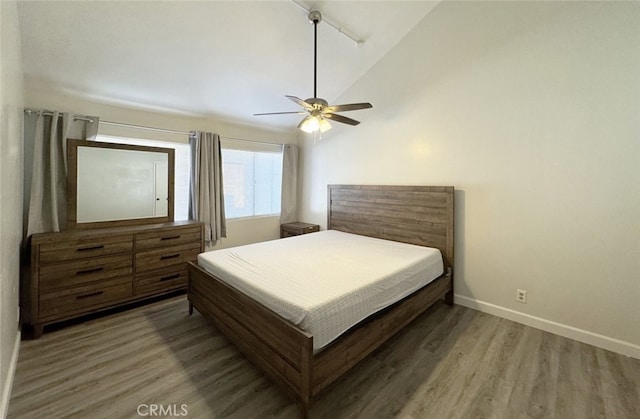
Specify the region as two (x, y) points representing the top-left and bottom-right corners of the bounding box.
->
(280, 222), (320, 238)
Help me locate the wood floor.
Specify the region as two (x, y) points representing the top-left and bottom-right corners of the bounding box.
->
(8, 296), (640, 419)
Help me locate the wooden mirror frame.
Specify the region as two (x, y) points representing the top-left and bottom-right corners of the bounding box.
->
(67, 139), (175, 229)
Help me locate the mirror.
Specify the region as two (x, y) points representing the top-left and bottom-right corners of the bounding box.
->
(67, 139), (175, 229)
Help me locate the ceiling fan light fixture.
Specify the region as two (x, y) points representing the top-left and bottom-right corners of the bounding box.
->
(299, 115), (319, 133)
(299, 114), (331, 133)
(319, 117), (332, 133)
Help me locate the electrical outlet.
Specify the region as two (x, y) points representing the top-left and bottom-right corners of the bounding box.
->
(516, 289), (527, 303)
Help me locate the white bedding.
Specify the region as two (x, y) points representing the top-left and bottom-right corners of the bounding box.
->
(197, 230), (444, 351)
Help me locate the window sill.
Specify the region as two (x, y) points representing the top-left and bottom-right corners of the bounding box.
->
(226, 214), (280, 222)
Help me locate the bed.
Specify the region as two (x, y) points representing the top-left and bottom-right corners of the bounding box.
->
(187, 185), (454, 418)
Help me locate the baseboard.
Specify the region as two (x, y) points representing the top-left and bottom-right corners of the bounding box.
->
(0, 331), (20, 419)
(454, 294), (640, 360)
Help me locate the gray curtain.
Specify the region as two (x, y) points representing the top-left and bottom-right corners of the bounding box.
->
(24, 110), (99, 237)
(280, 144), (298, 224)
(189, 131), (226, 245)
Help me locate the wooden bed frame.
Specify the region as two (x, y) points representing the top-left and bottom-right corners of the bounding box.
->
(187, 185), (454, 418)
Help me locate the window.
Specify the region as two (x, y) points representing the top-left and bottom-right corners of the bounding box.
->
(222, 146), (283, 219)
(95, 135), (191, 221)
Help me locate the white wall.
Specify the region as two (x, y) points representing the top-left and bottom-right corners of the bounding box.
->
(299, 1), (640, 357)
(25, 85), (298, 249)
(0, 0), (25, 415)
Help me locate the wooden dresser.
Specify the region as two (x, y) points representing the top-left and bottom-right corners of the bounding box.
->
(23, 220), (203, 338)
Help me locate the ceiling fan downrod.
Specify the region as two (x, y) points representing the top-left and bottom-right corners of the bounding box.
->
(309, 10), (322, 99)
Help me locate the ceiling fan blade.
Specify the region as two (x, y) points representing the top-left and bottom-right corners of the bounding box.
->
(325, 113), (360, 126)
(325, 102), (373, 113)
(286, 95), (315, 111)
(254, 111), (308, 116)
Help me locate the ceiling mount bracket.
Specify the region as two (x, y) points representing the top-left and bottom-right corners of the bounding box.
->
(308, 10), (322, 25)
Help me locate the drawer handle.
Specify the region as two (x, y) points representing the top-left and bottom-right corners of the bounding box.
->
(160, 235), (181, 241)
(76, 291), (104, 300)
(76, 267), (104, 275)
(160, 253), (180, 260)
(77, 245), (105, 252)
(160, 273), (181, 282)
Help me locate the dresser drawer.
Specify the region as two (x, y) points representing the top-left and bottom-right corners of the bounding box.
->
(39, 235), (133, 264)
(136, 242), (201, 273)
(39, 253), (133, 290)
(39, 276), (133, 320)
(281, 229), (300, 238)
(135, 226), (201, 251)
(135, 266), (188, 296)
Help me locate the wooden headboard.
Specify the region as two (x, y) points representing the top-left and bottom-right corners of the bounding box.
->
(327, 185), (455, 270)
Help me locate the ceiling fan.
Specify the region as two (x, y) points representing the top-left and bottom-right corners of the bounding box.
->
(254, 10), (372, 133)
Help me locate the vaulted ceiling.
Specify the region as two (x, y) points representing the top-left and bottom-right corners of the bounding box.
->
(17, 1), (438, 131)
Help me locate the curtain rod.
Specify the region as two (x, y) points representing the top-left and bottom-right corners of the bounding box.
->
(100, 120), (193, 136)
(101, 122), (283, 146)
(23, 109), (94, 123)
(24, 109), (285, 147)
(221, 136), (284, 147)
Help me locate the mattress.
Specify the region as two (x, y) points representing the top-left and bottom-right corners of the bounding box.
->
(197, 230), (444, 351)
